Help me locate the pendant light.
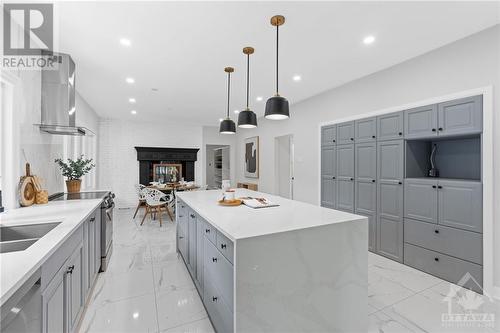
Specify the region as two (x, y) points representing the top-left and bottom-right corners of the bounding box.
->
(238, 47), (258, 128)
(219, 67), (236, 134)
(265, 15), (290, 120)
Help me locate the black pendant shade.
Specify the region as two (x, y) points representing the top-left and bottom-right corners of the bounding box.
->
(265, 15), (290, 120)
(219, 67), (236, 135)
(265, 95), (289, 120)
(238, 47), (258, 128)
(219, 118), (236, 134)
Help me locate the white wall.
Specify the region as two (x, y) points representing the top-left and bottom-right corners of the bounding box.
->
(235, 26), (500, 287)
(98, 119), (203, 208)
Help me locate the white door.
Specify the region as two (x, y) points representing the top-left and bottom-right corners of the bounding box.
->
(274, 135), (294, 199)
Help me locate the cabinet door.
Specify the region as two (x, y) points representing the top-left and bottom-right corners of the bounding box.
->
(188, 212), (197, 276)
(336, 144), (354, 180)
(377, 217), (403, 262)
(336, 179), (354, 212)
(355, 117), (377, 143)
(336, 121), (355, 145)
(177, 226), (188, 262)
(94, 210), (101, 274)
(438, 180), (482, 233)
(87, 217), (96, 288)
(42, 267), (65, 333)
(321, 125), (336, 146)
(377, 112), (404, 141)
(404, 104), (438, 139)
(321, 176), (336, 209)
(367, 215), (377, 252)
(196, 217), (204, 293)
(355, 143), (376, 182)
(438, 95), (482, 137)
(355, 181), (376, 216)
(404, 178), (438, 224)
(377, 140), (404, 221)
(321, 146), (336, 177)
(67, 245), (84, 333)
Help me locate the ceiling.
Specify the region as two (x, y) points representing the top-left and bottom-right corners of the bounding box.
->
(57, 1), (500, 126)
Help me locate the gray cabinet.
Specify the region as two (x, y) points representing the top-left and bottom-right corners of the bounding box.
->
(336, 180), (354, 212)
(188, 211), (197, 276)
(177, 226), (188, 262)
(42, 267), (65, 333)
(377, 217), (403, 262)
(67, 245), (84, 333)
(336, 121), (355, 145)
(336, 144), (354, 180)
(355, 143), (376, 182)
(377, 140), (404, 262)
(321, 176), (336, 209)
(438, 96), (482, 137)
(404, 104), (438, 139)
(321, 146), (336, 209)
(377, 111), (404, 141)
(321, 146), (336, 177)
(321, 125), (336, 146)
(355, 117), (376, 143)
(438, 180), (482, 233)
(196, 217), (205, 293)
(404, 178), (438, 224)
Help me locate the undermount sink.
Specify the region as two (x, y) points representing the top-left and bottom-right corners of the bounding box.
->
(0, 222), (61, 253)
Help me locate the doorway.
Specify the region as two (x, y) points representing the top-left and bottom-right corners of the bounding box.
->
(274, 134), (294, 199)
(205, 144), (230, 189)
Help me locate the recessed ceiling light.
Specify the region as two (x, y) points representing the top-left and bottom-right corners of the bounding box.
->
(234, 110), (239, 114)
(292, 75), (301, 82)
(256, 96), (263, 102)
(363, 35), (375, 45)
(120, 38), (131, 46)
(125, 77), (135, 84)
(128, 98), (136, 103)
(131, 110), (137, 115)
(152, 88), (158, 92)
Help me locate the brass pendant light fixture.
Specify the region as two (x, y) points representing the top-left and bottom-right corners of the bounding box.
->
(238, 47), (258, 128)
(265, 15), (290, 120)
(219, 67), (236, 134)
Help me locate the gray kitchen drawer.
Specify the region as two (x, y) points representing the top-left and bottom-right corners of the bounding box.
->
(216, 231), (234, 264)
(176, 200), (188, 234)
(204, 238), (234, 309)
(404, 218), (482, 265)
(404, 243), (483, 293)
(41, 225), (83, 291)
(204, 275), (234, 333)
(203, 221), (217, 245)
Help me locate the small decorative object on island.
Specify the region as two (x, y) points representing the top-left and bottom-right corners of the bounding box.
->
(428, 144), (439, 177)
(244, 136), (259, 178)
(55, 155), (95, 193)
(18, 163), (36, 207)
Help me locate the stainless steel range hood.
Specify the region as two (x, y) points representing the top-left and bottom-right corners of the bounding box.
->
(36, 52), (91, 136)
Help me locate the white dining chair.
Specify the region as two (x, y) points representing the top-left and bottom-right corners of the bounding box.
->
(133, 184), (147, 219)
(140, 188), (174, 227)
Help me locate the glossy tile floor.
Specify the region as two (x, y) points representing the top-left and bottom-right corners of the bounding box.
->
(79, 208), (499, 333)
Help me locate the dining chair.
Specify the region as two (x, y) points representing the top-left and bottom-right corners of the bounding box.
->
(140, 188), (174, 227)
(133, 184), (147, 219)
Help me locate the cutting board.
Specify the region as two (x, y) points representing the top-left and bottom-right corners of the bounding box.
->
(19, 163), (36, 207)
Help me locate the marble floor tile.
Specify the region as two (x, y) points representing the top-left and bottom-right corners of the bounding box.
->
(368, 270), (415, 310)
(155, 288), (209, 331)
(368, 310), (424, 333)
(80, 293), (159, 333)
(153, 260), (196, 293)
(160, 317), (215, 333)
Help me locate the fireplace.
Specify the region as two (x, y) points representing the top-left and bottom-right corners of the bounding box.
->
(135, 147), (199, 185)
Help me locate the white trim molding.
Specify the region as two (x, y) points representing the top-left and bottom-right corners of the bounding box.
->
(317, 86), (496, 298)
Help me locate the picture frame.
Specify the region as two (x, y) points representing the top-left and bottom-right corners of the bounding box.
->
(244, 136), (259, 178)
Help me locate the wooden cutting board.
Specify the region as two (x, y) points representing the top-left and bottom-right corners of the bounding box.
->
(19, 163), (36, 207)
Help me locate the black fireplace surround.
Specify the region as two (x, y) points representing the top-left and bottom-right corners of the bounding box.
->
(135, 147), (200, 185)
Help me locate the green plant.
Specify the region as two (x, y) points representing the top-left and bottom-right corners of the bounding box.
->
(55, 155), (95, 180)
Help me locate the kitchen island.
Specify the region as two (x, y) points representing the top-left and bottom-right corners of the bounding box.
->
(176, 189), (368, 333)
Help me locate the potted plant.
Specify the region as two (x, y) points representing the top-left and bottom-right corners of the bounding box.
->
(55, 155), (95, 193)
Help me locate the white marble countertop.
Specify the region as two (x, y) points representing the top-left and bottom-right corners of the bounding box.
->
(176, 189), (366, 241)
(0, 199), (103, 306)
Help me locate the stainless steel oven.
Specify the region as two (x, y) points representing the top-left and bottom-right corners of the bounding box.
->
(100, 193), (115, 271)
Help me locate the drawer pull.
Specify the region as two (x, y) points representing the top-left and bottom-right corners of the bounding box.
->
(398, 181), (402, 185)
(179, 215), (184, 218)
(205, 229), (210, 234)
(434, 257), (439, 262)
(434, 229), (439, 234)
(432, 128), (437, 132)
(350, 178), (354, 181)
(179, 236), (184, 239)
(190, 214), (196, 218)
(372, 135), (376, 139)
(212, 296), (218, 302)
(221, 244), (227, 249)
(90, 217), (95, 222)
(372, 179), (376, 183)
(350, 138), (354, 141)
(438, 185), (443, 189)
(398, 132), (403, 136)
(212, 257), (217, 263)
(432, 185), (437, 189)
(438, 127), (443, 131)
(67, 265), (75, 274)
(332, 176), (336, 180)
(332, 139), (336, 143)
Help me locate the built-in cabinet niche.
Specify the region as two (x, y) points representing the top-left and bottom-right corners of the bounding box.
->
(405, 135), (481, 181)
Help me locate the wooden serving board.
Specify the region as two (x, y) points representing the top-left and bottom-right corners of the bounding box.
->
(217, 199), (242, 206)
(19, 163), (36, 207)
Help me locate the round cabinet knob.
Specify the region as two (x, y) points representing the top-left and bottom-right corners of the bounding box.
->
(179, 236), (184, 239)
(205, 229), (210, 233)
(432, 128), (437, 132)
(434, 229), (440, 234)
(432, 185), (437, 189)
(212, 257), (217, 262)
(212, 297), (218, 302)
(332, 139), (336, 143)
(372, 179), (376, 183)
(398, 132), (403, 136)
(438, 127), (443, 131)
(332, 177), (336, 180)
(398, 181), (403, 185)
(350, 138), (354, 141)
(438, 185), (443, 189)
(434, 257), (439, 262)
(350, 178), (354, 181)
(372, 135), (376, 139)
